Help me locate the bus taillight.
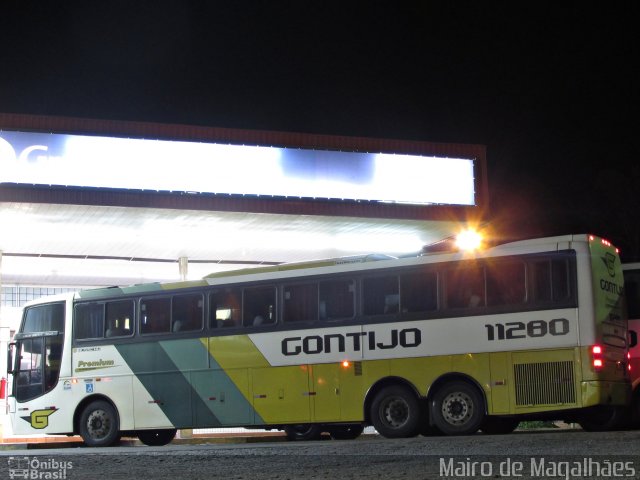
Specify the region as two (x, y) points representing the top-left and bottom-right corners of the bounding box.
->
(590, 235), (619, 253)
(592, 345), (604, 370)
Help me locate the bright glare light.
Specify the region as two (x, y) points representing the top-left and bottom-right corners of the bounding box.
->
(455, 229), (482, 251)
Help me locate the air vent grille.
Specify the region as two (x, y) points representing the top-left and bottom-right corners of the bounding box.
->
(514, 361), (576, 406)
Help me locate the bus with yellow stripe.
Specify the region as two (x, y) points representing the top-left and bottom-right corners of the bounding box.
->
(6, 234), (631, 446)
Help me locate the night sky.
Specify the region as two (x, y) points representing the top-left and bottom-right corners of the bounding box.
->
(1, 2), (638, 258)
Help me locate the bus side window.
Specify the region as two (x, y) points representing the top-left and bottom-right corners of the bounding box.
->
(552, 259), (570, 300)
(105, 300), (134, 337)
(363, 275), (399, 316)
(283, 284), (318, 324)
(244, 286), (277, 326)
(75, 303), (105, 340)
(401, 270), (437, 313)
(486, 261), (526, 306)
(446, 266), (485, 309)
(140, 298), (171, 334)
(210, 288), (241, 328)
(319, 279), (355, 321)
(172, 293), (203, 332)
(531, 261), (552, 302)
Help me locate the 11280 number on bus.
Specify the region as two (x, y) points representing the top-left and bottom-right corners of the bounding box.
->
(485, 318), (570, 341)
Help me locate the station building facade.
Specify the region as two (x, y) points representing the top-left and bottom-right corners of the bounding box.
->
(0, 112), (488, 375)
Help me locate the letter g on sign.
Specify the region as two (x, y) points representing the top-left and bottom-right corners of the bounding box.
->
(0, 137), (18, 180)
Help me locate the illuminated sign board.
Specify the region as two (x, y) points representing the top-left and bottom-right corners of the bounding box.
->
(0, 130), (476, 206)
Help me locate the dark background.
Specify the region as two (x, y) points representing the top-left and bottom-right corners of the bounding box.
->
(1, 2), (638, 259)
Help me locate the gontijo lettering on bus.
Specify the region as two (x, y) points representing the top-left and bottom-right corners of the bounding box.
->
(281, 327), (421, 355)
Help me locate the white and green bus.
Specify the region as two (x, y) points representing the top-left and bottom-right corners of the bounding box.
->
(6, 234), (630, 446)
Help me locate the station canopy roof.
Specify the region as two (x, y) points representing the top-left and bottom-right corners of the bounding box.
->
(0, 114), (488, 287)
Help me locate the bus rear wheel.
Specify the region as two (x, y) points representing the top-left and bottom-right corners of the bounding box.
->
(370, 385), (422, 438)
(137, 429), (177, 446)
(79, 400), (121, 447)
(578, 406), (626, 432)
(284, 424), (323, 441)
(431, 381), (484, 435)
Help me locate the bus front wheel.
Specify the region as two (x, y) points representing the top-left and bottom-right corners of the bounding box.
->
(370, 384), (422, 438)
(137, 429), (177, 446)
(431, 381), (484, 435)
(78, 400), (121, 447)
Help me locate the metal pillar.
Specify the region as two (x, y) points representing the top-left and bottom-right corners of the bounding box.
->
(0, 250), (3, 320)
(178, 256), (188, 281)
(176, 254), (193, 439)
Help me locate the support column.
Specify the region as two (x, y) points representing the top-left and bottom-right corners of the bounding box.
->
(177, 254), (193, 439)
(0, 250), (3, 321)
(178, 256), (188, 281)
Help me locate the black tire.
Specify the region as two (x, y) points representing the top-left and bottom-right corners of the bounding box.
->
(329, 424), (364, 440)
(78, 400), (121, 447)
(480, 416), (519, 435)
(370, 384), (422, 438)
(138, 429), (177, 446)
(419, 423), (443, 436)
(284, 424), (323, 441)
(578, 406), (626, 432)
(431, 381), (484, 435)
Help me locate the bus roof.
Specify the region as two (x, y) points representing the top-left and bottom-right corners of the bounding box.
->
(69, 233), (604, 302)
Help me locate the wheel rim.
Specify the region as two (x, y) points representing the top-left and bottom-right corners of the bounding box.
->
(291, 425), (312, 435)
(86, 409), (112, 440)
(380, 395), (410, 429)
(441, 391), (474, 426)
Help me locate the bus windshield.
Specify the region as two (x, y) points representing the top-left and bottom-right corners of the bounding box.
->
(12, 302), (65, 402)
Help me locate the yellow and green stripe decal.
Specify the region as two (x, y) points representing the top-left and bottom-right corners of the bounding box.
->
(115, 337), (265, 428)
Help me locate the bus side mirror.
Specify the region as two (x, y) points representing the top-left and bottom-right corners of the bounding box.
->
(630, 330), (638, 349)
